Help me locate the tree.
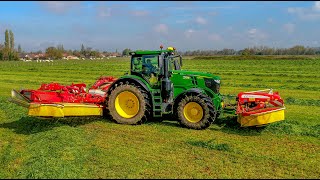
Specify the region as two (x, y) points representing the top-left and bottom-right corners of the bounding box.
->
(240, 48), (254, 56)
(80, 44), (85, 55)
(90, 50), (100, 58)
(57, 44), (64, 53)
(3, 30), (10, 60)
(289, 45), (306, 55)
(18, 44), (22, 53)
(4, 30), (9, 49)
(45, 46), (62, 60)
(122, 48), (131, 56)
(85, 47), (92, 57)
(9, 30), (14, 50)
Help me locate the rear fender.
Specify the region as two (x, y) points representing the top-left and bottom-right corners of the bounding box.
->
(107, 77), (151, 95)
(173, 88), (204, 110)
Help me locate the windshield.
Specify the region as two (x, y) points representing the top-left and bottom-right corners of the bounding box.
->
(168, 56), (181, 71)
(131, 55), (159, 74)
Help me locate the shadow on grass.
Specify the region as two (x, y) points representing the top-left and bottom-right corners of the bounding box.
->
(0, 116), (111, 135)
(0, 114), (279, 137)
(212, 115), (266, 136)
(144, 117), (182, 128)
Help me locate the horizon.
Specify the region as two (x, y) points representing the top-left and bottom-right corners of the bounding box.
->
(0, 1), (320, 52)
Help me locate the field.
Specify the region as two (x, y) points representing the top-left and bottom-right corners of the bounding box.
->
(0, 56), (319, 178)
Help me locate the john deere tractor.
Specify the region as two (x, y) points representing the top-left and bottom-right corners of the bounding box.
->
(106, 46), (223, 129)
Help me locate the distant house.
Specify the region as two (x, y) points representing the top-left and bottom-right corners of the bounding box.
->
(62, 53), (69, 60)
(98, 53), (106, 59)
(67, 55), (79, 60)
(38, 53), (46, 60)
(19, 53), (28, 60)
(107, 52), (121, 58)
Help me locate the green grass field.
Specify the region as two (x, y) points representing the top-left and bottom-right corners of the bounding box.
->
(0, 56), (319, 178)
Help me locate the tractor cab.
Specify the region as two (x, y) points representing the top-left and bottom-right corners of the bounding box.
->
(129, 47), (182, 87)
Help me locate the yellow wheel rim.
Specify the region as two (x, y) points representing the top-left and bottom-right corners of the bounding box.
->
(115, 91), (140, 118)
(183, 102), (204, 123)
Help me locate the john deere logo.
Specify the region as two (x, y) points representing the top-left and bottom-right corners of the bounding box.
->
(183, 76), (190, 79)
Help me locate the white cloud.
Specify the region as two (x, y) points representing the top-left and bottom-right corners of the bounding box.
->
(154, 24), (168, 34)
(283, 23), (295, 34)
(131, 10), (149, 16)
(209, 12), (218, 16)
(195, 17), (207, 25)
(176, 20), (189, 24)
(97, 6), (111, 18)
(184, 29), (195, 38)
(288, 2), (320, 20)
(208, 33), (222, 41)
(314, 1), (320, 11)
(40, 1), (80, 14)
(267, 18), (274, 23)
(248, 28), (258, 39)
(247, 28), (268, 40)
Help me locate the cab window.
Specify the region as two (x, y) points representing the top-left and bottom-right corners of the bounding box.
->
(132, 55), (159, 75)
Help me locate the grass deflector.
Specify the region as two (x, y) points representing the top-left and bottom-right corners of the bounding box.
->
(9, 46), (285, 129)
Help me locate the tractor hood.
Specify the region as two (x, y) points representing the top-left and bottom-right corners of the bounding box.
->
(172, 70), (221, 81)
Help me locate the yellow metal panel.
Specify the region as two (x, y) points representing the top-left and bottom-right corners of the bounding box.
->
(28, 103), (102, 117)
(28, 104), (64, 117)
(237, 109), (285, 127)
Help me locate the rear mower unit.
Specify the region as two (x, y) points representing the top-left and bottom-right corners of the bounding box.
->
(9, 46), (285, 129)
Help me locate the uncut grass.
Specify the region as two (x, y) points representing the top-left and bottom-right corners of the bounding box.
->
(0, 56), (319, 178)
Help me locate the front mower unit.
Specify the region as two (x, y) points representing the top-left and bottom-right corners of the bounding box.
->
(235, 89), (285, 127)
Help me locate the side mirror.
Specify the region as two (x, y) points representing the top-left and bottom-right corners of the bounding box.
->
(180, 56), (183, 67)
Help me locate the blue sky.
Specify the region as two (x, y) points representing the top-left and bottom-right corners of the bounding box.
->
(0, 1), (319, 52)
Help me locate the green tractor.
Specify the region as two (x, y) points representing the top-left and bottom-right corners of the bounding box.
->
(106, 46), (223, 129)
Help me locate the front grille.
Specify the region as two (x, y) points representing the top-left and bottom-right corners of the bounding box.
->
(204, 78), (220, 94)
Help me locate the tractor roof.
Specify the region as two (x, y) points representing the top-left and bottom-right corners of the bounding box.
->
(130, 46), (177, 56)
(130, 50), (173, 55)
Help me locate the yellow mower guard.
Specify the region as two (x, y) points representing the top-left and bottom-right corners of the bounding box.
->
(237, 108), (285, 127)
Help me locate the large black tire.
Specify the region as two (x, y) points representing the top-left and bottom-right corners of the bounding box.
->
(107, 83), (151, 125)
(177, 94), (216, 130)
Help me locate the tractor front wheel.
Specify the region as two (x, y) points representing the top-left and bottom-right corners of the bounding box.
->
(108, 84), (149, 125)
(177, 94), (216, 130)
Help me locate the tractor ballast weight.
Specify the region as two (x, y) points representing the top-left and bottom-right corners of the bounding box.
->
(9, 46), (285, 129)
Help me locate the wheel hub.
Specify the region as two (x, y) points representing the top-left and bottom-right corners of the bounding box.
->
(126, 99), (135, 108)
(115, 91), (139, 118)
(191, 108), (199, 116)
(183, 102), (204, 123)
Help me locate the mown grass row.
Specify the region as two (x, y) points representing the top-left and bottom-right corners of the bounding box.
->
(0, 96), (319, 178)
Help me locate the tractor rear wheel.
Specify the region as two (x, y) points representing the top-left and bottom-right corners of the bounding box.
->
(108, 84), (149, 125)
(177, 94), (216, 130)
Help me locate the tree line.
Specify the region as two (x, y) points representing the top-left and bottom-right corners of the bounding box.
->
(37, 44), (115, 60)
(178, 45), (320, 56)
